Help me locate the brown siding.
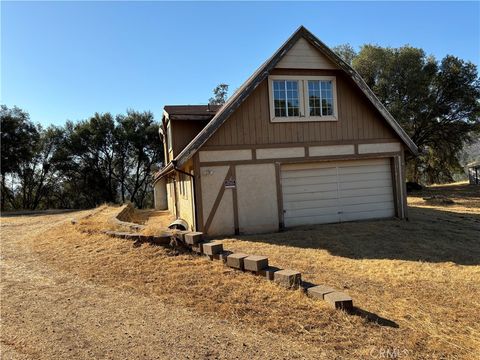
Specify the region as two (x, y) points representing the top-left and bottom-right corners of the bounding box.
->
(172, 120), (209, 157)
(206, 69), (397, 147)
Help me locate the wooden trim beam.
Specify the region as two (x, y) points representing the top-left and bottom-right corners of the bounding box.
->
(231, 165), (239, 235)
(275, 162), (284, 230)
(199, 151), (402, 167)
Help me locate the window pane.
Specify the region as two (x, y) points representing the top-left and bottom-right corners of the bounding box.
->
(285, 81), (299, 116)
(273, 80), (299, 117)
(308, 80), (334, 117)
(308, 80), (322, 116)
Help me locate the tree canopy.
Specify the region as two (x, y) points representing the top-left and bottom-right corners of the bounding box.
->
(334, 44), (480, 183)
(209, 84), (229, 105)
(0, 107), (162, 211)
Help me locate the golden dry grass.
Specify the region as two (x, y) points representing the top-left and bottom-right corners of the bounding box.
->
(1, 183), (479, 359)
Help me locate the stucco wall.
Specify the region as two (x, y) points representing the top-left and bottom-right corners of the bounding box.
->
(236, 163), (279, 234)
(208, 189), (235, 236)
(154, 177), (168, 210)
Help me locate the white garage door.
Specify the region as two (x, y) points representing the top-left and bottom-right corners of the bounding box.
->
(281, 158), (395, 227)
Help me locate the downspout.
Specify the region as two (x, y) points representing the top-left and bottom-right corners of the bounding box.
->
(172, 160), (198, 232)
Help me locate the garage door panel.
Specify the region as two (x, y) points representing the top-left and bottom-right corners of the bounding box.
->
(281, 167), (337, 179)
(342, 201), (395, 214)
(339, 187), (392, 198)
(338, 171), (391, 182)
(281, 174), (338, 187)
(287, 204), (340, 218)
(339, 179), (392, 191)
(281, 158), (395, 227)
(285, 213), (341, 227)
(284, 198), (339, 211)
(282, 182), (338, 195)
(339, 194), (393, 206)
(338, 164), (390, 175)
(283, 190), (338, 203)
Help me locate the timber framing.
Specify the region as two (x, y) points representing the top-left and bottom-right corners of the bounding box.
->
(170, 25), (417, 170)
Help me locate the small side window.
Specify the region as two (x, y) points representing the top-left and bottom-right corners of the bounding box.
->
(167, 122), (173, 151)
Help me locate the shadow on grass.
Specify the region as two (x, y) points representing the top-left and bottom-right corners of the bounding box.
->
(301, 281), (399, 328)
(239, 206), (480, 265)
(349, 308), (399, 328)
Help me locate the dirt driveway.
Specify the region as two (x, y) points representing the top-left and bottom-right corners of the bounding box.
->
(1, 212), (324, 359)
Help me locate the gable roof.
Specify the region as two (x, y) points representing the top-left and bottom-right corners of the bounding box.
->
(169, 26), (418, 170)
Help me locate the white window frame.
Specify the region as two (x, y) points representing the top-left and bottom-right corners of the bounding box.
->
(268, 75), (338, 122)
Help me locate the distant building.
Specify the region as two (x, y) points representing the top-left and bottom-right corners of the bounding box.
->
(467, 161), (480, 185)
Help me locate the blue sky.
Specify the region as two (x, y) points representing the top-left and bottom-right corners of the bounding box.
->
(2, 1), (479, 126)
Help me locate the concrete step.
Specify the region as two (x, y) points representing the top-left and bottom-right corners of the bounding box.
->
(274, 269), (302, 289)
(244, 255), (269, 272)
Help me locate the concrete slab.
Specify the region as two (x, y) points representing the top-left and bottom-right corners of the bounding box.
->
(202, 242), (223, 256)
(324, 291), (353, 311)
(244, 255), (269, 272)
(274, 270), (302, 289)
(226, 253), (249, 270)
(307, 285), (336, 300)
(185, 232), (203, 245)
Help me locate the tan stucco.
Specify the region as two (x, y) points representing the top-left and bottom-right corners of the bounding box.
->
(256, 147), (305, 160)
(154, 177), (168, 210)
(309, 144), (355, 157)
(236, 164), (279, 234)
(199, 149), (252, 162)
(200, 165), (230, 222)
(358, 142), (401, 154)
(208, 189), (235, 236)
(177, 174), (195, 231)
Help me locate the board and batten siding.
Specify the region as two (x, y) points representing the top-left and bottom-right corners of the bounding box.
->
(204, 69), (397, 148)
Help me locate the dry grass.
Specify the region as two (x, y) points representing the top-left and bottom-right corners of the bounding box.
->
(1, 183), (479, 359)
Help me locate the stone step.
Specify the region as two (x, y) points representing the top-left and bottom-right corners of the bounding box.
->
(324, 291), (353, 311)
(185, 232), (203, 245)
(274, 269), (302, 289)
(258, 266), (280, 280)
(307, 285), (336, 300)
(244, 255), (269, 272)
(226, 253), (249, 270)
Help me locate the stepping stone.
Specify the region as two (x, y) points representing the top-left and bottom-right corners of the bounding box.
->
(324, 291), (353, 311)
(202, 242), (224, 256)
(185, 232), (203, 245)
(258, 266), (280, 280)
(175, 230), (191, 242)
(274, 269), (302, 289)
(226, 253), (249, 270)
(216, 251), (233, 263)
(307, 285), (336, 300)
(244, 255), (269, 272)
(191, 243), (203, 254)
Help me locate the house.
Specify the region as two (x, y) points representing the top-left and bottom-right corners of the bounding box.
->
(467, 160), (480, 185)
(153, 26), (418, 236)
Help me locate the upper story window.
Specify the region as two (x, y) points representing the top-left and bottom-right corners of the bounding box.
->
(269, 75), (337, 122)
(273, 80), (300, 117)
